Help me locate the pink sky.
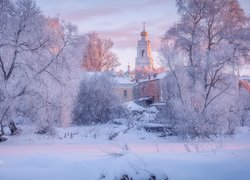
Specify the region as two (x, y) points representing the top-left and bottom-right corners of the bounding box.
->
(35, 0), (250, 71)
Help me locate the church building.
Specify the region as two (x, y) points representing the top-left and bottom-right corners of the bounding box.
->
(133, 23), (168, 106)
(113, 23), (167, 105)
(135, 23), (154, 79)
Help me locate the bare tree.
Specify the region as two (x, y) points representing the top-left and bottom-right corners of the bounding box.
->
(0, 0), (80, 138)
(82, 32), (119, 71)
(160, 0), (250, 138)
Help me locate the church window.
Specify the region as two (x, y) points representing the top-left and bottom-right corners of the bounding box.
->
(142, 50), (145, 57)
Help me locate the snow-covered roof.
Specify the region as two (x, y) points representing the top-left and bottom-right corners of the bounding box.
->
(240, 65), (250, 76)
(137, 72), (168, 83)
(155, 72), (168, 79)
(151, 102), (167, 106)
(79, 71), (110, 80)
(79, 71), (134, 85)
(135, 96), (153, 101)
(240, 76), (250, 80)
(123, 101), (145, 112)
(113, 76), (134, 85)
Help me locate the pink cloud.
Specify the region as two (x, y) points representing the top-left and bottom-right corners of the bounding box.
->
(60, 0), (172, 22)
(63, 7), (120, 21)
(99, 27), (138, 49)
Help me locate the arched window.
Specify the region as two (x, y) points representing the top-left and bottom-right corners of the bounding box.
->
(142, 50), (145, 57)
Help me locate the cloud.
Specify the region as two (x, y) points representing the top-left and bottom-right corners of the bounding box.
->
(43, 0), (172, 22)
(63, 7), (120, 21)
(146, 0), (170, 5)
(99, 25), (138, 49)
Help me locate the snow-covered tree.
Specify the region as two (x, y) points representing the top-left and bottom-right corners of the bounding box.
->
(160, 0), (250, 138)
(82, 32), (119, 71)
(237, 84), (250, 127)
(72, 73), (120, 125)
(0, 0), (81, 137)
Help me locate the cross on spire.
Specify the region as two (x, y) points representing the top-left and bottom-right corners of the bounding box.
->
(140, 22), (148, 37)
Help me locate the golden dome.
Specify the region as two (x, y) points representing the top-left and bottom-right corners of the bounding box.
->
(141, 22), (148, 36)
(141, 31), (148, 36)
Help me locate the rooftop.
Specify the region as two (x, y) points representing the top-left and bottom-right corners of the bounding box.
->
(113, 76), (134, 85)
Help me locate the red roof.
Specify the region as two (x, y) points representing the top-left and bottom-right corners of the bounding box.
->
(239, 80), (250, 92)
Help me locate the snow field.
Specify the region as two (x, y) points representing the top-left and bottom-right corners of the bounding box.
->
(0, 125), (250, 180)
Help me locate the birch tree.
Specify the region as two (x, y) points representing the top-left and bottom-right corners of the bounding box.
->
(0, 0), (80, 137)
(160, 0), (250, 138)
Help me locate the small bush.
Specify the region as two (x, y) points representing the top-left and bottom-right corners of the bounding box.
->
(0, 137), (7, 142)
(35, 123), (55, 135)
(72, 73), (121, 125)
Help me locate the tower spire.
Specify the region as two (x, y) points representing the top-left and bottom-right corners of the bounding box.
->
(141, 22), (148, 37)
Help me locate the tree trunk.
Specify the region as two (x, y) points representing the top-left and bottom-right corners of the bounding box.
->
(0, 120), (4, 137)
(0, 121), (7, 142)
(9, 121), (18, 135)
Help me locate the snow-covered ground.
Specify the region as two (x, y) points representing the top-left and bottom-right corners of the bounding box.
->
(0, 125), (250, 180)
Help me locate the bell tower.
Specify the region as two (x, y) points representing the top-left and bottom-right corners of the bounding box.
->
(135, 23), (154, 71)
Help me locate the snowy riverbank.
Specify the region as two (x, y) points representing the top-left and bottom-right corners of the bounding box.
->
(0, 125), (250, 180)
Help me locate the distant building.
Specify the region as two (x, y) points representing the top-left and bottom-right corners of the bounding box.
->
(135, 23), (154, 80)
(240, 76), (250, 83)
(124, 64), (135, 79)
(133, 73), (167, 106)
(113, 23), (167, 105)
(113, 76), (134, 103)
(132, 23), (168, 106)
